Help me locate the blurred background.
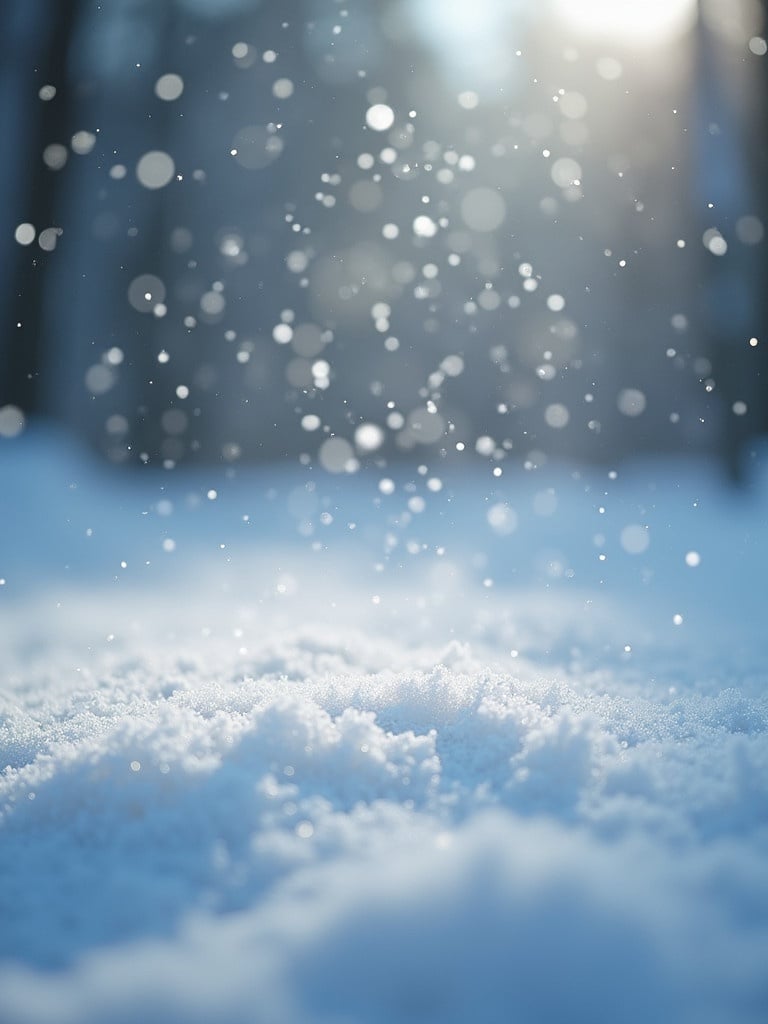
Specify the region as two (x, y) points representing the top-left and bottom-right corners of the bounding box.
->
(1, 0), (767, 479)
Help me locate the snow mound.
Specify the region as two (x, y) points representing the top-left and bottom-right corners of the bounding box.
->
(1, 430), (768, 1022)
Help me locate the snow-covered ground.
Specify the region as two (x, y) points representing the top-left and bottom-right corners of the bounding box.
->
(1, 427), (767, 1023)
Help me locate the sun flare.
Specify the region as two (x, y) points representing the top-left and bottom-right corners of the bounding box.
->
(552, 0), (698, 46)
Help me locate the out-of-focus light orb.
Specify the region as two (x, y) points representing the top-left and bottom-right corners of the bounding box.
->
(154, 73), (184, 102)
(128, 274), (166, 314)
(617, 388), (647, 417)
(487, 502), (518, 536)
(553, 0), (697, 45)
(354, 422), (385, 452)
(14, 223), (35, 246)
(544, 403), (570, 429)
(365, 103), (395, 131)
(0, 405), (25, 439)
(461, 187), (506, 233)
(413, 215), (438, 238)
(136, 150), (175, 189)
(319, 437), (356, 473)
(621, 523), (650, 555)
(272, 78), (294, 99)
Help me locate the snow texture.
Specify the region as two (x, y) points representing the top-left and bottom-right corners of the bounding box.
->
(1, 428), (767, 1023)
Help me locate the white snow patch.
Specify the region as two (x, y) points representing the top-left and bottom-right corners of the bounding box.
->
(1, 429), (767, 1022)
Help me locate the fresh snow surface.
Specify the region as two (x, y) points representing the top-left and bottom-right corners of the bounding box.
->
(1, 427), (767, 1023)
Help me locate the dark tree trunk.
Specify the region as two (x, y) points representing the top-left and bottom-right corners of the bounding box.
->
(0, 0), (81, 414)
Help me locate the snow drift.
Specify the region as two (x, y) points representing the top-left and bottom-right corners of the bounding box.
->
(1, 428), (767, 1023)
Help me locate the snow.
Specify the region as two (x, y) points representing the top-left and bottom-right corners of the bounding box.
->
(1, 427), (768, 1023)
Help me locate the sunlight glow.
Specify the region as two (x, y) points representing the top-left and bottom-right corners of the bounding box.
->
(407, 0), (523, 82)
(553, 0), (698, 46)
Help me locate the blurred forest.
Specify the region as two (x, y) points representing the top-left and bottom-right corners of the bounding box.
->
(1, 0), (767, 477)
